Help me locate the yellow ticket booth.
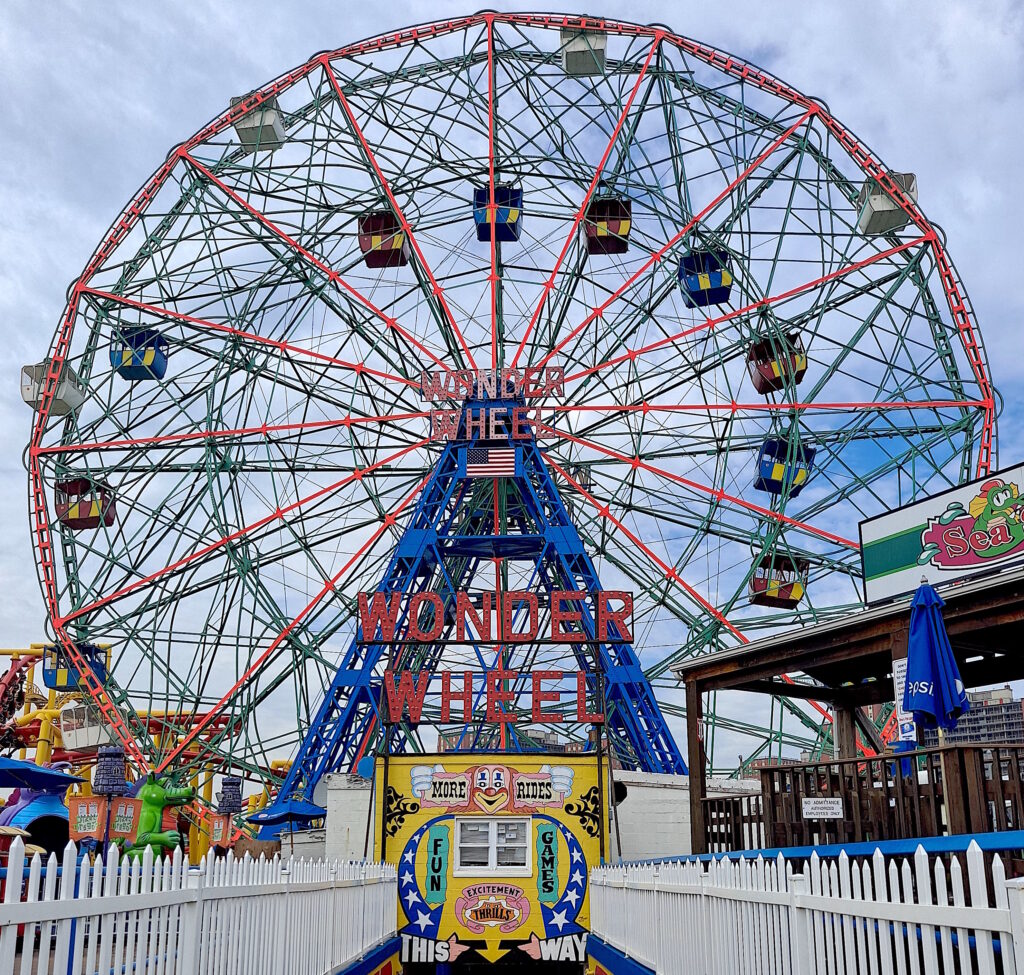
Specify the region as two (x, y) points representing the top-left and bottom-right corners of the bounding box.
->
(374, 752), (608, 972)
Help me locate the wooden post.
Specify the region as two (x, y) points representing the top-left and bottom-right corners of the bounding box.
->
(686, 679), (708, 854)
(834, 704), (857, 761)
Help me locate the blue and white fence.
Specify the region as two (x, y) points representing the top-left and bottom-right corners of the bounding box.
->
(0, 837), (396, 975)
(591, 843), (1024, 974)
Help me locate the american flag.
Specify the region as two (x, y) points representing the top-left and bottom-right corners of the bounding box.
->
(465, 447), (516, 478)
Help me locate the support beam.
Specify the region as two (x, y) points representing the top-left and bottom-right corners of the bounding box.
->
(834, 705), (857, 761)
(686, 679), (707, 855)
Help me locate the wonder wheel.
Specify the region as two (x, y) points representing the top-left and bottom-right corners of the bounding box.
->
(25, 14), (995, 790)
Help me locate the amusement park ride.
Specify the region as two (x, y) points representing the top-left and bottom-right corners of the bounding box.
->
(9, 13), (994, 862)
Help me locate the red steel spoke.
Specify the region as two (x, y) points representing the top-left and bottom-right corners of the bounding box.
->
(511, 33), (662, 369)
(563, 235), (931, 385)
(546, 456), (747, 641)
(35, 411), (430, 456)
(321, 58), (478, 371)
(155, 469), (434, 773)
(81, 287), (419, 390)
(551, 398), (990, 417)
(529, 107), (817, 371)
(182, 152), (457, 376)
(58, 437), (432, 628)
(538, 421), (859, 550)
(550, 442), (865, 750)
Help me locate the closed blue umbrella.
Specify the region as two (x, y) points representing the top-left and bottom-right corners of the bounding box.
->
(904, 582), (969, 730)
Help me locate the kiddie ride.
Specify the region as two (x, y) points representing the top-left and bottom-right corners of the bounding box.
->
(0, 645), (246, 860)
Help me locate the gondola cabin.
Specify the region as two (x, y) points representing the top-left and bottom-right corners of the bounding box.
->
(21, 361), (85, 415)
(749, 554), (809, 608)
(42, 643), (108, 693)
(753, 438), (815, 497)
(377, 752), (607, 972)
(746, 333), (808, 395)
(560, 28), (607, 76)
(110, 327), (169, 381)
(229, 94), (286, 154)
(54, 478), (116, 531)
(473, 184), (523, 242)
(856, 171), (917, 236)
(59, 702), (112, 752)
(679, 249), (733, 308)
(583, 197), (631, 255)
(358, 210), (410, 268)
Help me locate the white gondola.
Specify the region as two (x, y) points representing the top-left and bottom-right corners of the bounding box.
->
(230, 94), (286, 153)
(856, 171), (918, 235)
(21, 360), (85, 415)
(560, 28), (607, 76)
(59, 702), (111, 753)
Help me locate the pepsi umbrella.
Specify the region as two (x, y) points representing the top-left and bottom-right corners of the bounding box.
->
(904, 582), (969, 731)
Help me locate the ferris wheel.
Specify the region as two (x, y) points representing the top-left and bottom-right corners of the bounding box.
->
(24, 13), (995, 789)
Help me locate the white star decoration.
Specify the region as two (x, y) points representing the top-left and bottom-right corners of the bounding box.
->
(563, 888), (580, 908)
(404, 889), (422, 908)
(571, 847), (583, 862)
(549, 908), (569, 931)
(401, 870), (414, 885)
(402, 850), (414, 864)
(414, 910), (432, 932)
(570, 869), (584, 885)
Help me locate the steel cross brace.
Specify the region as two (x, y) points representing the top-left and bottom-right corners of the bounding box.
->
(262, 404), (684, 826)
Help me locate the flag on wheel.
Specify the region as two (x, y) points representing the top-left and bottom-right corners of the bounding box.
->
(465, 447), (516, 478)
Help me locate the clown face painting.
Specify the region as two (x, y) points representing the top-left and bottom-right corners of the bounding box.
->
(471, 764), (510, 813)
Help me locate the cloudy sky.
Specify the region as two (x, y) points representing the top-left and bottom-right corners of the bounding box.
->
(1, 1), (1021, 765)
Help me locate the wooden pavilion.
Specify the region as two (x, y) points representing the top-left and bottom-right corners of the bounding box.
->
(673, 566), (1024, 854)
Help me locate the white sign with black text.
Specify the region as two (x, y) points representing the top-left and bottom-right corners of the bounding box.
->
(801, 797), (844, 820)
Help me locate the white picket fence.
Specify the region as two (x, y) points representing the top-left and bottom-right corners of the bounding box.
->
(591, 843), (1024, 975)
(0, 837), (397, 975)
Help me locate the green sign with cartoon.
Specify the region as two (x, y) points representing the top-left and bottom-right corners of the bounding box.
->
(860, 463), (1024, 603)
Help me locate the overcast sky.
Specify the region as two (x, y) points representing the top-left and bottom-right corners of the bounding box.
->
(1, 1), (1021, 763)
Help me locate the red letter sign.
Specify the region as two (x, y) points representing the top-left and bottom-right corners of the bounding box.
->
(408, 592), (444, 641)
(598, 591), (633, 642)
(531, 670), (564, 722)
(576, 671), (604, 723)
(551, 590), (586, 641)
(358, 592), (402, 641)
(486, 666), (519, 723)
(384, 670), (431, 723)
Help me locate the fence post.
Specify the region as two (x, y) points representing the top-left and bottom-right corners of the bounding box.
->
(177, 859), (206, 975)
(1004, 877), (1024, 974)
(788, 873), (812, 975)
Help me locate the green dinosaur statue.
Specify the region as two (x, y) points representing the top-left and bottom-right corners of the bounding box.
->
(129, 773), (195, 860)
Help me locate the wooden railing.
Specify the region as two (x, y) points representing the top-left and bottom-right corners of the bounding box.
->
(702, 792), (766, 853)
(702, 744), (1024, 852)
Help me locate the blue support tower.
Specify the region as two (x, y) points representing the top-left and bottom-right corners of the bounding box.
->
(261, 398), (685, 824)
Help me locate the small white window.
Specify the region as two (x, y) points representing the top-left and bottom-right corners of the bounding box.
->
(455, 818), (531, 876)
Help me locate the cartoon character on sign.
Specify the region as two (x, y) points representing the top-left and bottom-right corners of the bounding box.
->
(472, 765), (510, 813)
(919, 478), (1024, 570)
(969, 480), (1024, 538)
(410, 763), (574, 812)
